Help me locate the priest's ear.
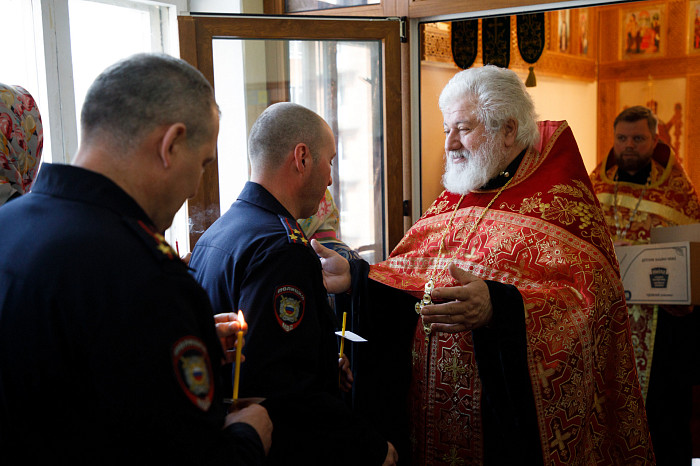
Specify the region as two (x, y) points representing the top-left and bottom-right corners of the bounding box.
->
(502, 118), (518, 147)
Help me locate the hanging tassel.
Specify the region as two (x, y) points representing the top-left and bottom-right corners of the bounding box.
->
(525, 66), (537, 87)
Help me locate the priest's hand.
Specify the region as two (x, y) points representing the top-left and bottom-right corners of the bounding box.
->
(421, 263), (493, 333)
(382, 441), (398, 466)
(311, 239), (351, 294)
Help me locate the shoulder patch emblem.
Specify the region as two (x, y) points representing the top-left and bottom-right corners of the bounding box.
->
(274, 285), (305, 332)
(278, 216), (309, 246)
(172, 336), (214, 411)
(137, 220), (178, 259)
(125, 218), (180, 261)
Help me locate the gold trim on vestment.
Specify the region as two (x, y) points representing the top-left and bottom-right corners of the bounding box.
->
(597, 193), (696, 225)
(599, 146), (674, 189)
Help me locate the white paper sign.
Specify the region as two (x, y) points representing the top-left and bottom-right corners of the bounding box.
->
(334, 330), (367, 342)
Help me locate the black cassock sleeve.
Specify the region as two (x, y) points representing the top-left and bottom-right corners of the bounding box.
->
(473, 280), (543, 466)
(350, 259), (419, 464)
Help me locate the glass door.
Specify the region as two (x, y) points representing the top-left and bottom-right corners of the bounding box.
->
(178, 15), (403, 263)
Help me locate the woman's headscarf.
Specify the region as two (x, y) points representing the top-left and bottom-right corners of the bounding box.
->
(298, 188), (361, 260)
(0, 84), (43, 205)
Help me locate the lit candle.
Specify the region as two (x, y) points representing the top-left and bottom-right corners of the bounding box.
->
(339, 311), (347, 357)
(232, 310), (245, 401)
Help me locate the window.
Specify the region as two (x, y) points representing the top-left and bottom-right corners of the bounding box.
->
(2, 0), (51, 162)
(213, 37), (385, 262)
(0, 0), (188, 246)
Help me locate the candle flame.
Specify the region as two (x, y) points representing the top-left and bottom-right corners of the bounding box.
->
(237, 310), (247, 331)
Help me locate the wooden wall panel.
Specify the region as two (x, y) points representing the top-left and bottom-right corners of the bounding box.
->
(597, 80), (618, 164)
(688, 75), (700, 185)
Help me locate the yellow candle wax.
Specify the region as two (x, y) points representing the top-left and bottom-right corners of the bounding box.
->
(339, 311), (347, 357)
(232, 310), (245, 401)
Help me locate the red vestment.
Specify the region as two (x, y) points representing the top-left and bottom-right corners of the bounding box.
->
(590, 144), (700, 399)
(370, 121), (653, 465)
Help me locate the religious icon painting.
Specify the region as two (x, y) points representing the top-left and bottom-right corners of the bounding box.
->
(689, 1), (700, 55)
(558, 10), (571, 53)
(620, 3), (666, 59)
(579, 10), (590, 56)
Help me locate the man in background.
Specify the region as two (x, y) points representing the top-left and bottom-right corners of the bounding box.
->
(0, 53), (271, 465)
(590, 105), (700, 464)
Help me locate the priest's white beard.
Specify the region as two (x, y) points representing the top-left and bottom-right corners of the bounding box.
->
(441, 133), (510, 195)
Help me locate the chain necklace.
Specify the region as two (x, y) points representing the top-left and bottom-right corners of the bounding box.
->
(415, 176), (514, 337)
(612, 171), (650, 241)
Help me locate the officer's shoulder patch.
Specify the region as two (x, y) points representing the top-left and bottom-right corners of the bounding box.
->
(278, 215), (309, 246)
(172, 336), (214, 411)
(125, 218), (180, 262)
(274, 285), (305, 332)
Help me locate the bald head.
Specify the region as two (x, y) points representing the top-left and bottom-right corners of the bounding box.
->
(248, 102), (331, 175)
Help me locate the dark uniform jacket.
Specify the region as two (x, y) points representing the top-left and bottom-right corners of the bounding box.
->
(0, 164), (263, 466)
(190, 181), (387, 465)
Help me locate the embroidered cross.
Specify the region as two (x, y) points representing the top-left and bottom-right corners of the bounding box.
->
(550, 426), (572, 452)
(536, 361), (556, 389)
(441, 446), (466, 466)
(443, 352), (466, 382)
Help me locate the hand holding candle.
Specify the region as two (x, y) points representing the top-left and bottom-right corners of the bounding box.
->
(232, 310), (245, 401)
(338, 312), (353, 391)
(339, 311), (347, 357)
(214, 311), (247, 364)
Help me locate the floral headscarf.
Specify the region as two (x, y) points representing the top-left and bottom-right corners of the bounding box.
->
(298, 188), (361, 261)
(0, 84), (43, 206)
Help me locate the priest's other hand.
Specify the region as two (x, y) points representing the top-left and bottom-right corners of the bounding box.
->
(382, 441), (398, 466)
(311, 239), (351, 294)
(421, 263), (493, 333)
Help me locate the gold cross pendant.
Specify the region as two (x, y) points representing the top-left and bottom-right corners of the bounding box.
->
(414, 279), (434, 342)
(415, 279), (434, 314)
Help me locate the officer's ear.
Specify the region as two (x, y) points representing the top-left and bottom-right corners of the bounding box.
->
(159, 123), (187, 169)
(292, 142), (310, 174)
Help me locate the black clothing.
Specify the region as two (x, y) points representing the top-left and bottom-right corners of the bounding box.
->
(190, 181), (387, 465)
(351, 276), (542, 465)
(0, 164), (264, 465)
(646, 307), (700, 465)
(615, 160), (652, 184)
(480, 148), (526, 190)
(475, 281), (543, 465)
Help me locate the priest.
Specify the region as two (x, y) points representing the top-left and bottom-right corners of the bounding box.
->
(352, 66), (654, 465)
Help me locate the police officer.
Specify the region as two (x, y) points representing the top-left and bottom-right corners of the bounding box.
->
(189, 102), (398, 466)
(0, 54), (272, 465)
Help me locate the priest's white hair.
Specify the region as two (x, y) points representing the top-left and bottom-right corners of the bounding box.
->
(438, 65), (540, 148)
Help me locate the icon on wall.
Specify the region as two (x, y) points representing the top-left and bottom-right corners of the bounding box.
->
(689, 1), (700, 54)
(621, 4), (666, 59)
(558, 10), (570, 53)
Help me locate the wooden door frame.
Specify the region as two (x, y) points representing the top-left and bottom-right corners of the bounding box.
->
(178, 14), (404, 253)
